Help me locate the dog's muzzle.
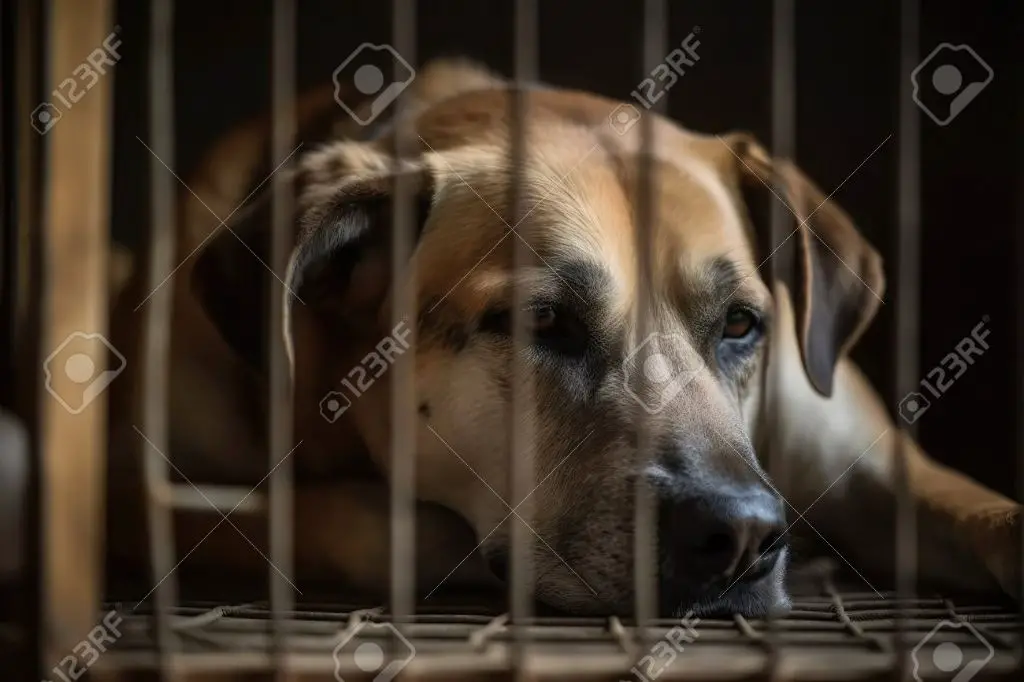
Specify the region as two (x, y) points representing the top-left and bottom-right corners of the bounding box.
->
(657, 468), (788, 617)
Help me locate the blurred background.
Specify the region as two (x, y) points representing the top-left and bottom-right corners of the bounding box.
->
(98, 0), (1021, 494)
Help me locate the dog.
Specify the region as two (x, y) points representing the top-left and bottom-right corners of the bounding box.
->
(108, 59), (1020, 617)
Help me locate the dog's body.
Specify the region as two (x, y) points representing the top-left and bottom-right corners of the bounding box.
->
(109, 60), (1019, 616)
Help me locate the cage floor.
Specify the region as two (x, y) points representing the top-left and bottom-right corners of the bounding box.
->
(94, 561), (1022, 680)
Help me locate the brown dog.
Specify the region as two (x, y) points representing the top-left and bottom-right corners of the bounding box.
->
(108, 59), (1020, 616)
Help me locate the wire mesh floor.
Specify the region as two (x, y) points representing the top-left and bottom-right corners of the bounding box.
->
(94, 561), (1022, 680)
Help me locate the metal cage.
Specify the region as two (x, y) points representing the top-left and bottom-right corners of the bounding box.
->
(3, 0), (1022, 680)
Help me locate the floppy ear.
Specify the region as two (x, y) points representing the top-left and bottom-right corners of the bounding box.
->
(725, 133), (886, 397)
(190, 164), (432, 372)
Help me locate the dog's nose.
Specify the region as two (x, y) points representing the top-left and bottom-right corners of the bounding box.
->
(660, 486), (787, 588)
(486, 552), (509, 583)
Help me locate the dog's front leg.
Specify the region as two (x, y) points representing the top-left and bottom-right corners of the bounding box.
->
(292, 481), (500, 596)
(108, 479), (497, 598)
(761, 285), (1019, 598)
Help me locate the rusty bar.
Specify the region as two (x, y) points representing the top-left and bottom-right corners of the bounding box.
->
(633, 0), (665, 647)
(509, 0), (538, 670)
(389, 0), (417, 629)
(269, 0), (297, 667)
(894, 0), (920, 675)
(764, 0), (796, 673)
(141, 0), (178, 670)
(37, 0), (114, 671)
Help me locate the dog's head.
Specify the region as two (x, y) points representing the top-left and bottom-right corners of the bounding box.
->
(192, 61), (883, 616)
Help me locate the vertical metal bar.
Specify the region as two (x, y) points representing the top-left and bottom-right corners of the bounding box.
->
(0, 6), (9, 405)
(896, 3), (922, 451)
(13, 0), (44, 676)
(390, 0), (417, 629)
(269, 0), (296, 668)
(509, 0), (537, 673)
(771, 0), (796, 165)
(11, 0), (44, 421)
(1016, 19), (1024, 667)
(142, 0), (177, 672)
(895, 0), (920, 675)
(40, 0), (115, 654)
(765, 0), (795, 674)
(770, 0), (795, 270)
(38, 0), (113, 668)
(39, 0), (118, 668)
(634, 0), (665, 644)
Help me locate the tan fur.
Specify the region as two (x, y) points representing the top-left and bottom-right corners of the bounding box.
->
(108, 59), (1019, 613)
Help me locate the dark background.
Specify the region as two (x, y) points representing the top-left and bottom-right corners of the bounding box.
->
(100, 0), (1024, 498)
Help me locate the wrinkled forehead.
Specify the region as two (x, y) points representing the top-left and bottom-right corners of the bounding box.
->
(415, 118), (764, 316)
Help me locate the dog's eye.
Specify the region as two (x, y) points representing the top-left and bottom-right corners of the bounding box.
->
(531, 304), (589, 355)
(479, 304), (588, 356)
(723, 307), (759, 340)
(533, 305), (558, 332)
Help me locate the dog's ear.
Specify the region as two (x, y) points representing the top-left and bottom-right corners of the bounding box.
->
(191, 158), (432, 371)
(189, 187), (279, 369)
(725, 132), (885, 397)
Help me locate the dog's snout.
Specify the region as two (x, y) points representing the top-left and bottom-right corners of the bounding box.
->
(675, 490), (785, 578)
(486, 551), (509, 583)
(659, 484), (787, 608)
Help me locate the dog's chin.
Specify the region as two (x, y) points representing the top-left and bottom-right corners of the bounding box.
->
(531, 578), (792, 618)
(660, 551), (792, 619)
(666, 580), (792, 620)
(480, 546), (791, 618)
(526, 576), (791, 619)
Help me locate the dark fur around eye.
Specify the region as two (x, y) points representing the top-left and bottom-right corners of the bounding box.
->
(717, 306), (765, 369)
(478, 304), (589, 357)
(478, 307), (512, 336)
